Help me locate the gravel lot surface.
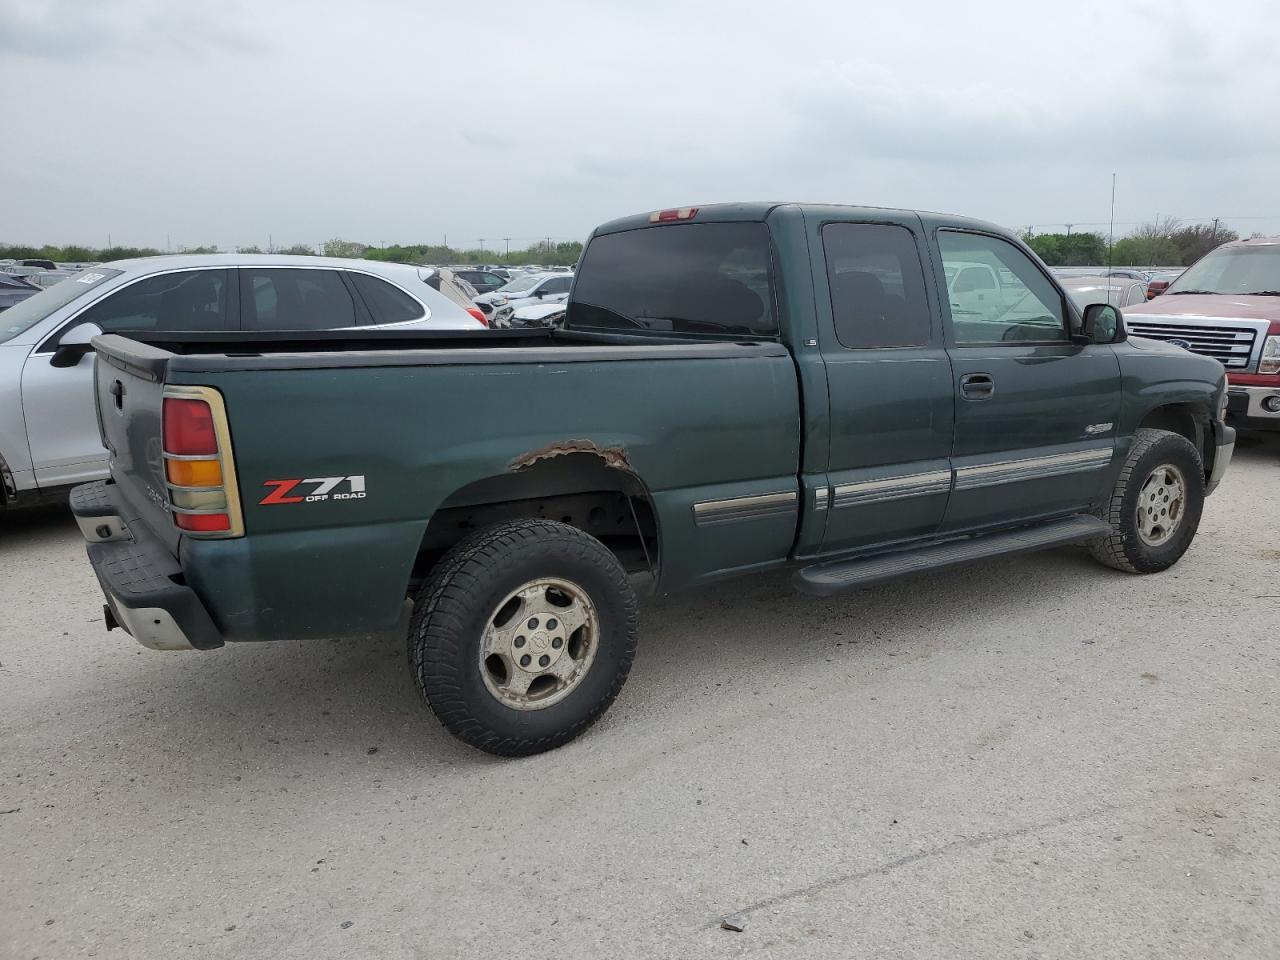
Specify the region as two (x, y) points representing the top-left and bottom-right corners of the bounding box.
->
(3, 432), (1278, 960)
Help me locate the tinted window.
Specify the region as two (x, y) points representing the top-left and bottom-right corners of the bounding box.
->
(570, 222), (775, 336)
(349, 272), (425, 324)
(541, 276), (572, 295)
(77, 269), (230, 333)
(823, 223), (931, 348)
(939, 232), (1066, 344)
(241, 268), (356, 330)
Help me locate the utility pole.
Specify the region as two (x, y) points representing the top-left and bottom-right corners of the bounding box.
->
(1065, 224), (1073, 236)
(268, 233), (274, 253)
(1211, 218), (1220, 242)
(503, 237), (511, 257)
(478, 238), (486, 254)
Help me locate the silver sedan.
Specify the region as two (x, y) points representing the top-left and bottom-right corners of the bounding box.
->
(1, 254), (484, 511)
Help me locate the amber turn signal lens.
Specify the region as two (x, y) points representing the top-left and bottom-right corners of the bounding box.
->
(166, 458), (223, 487)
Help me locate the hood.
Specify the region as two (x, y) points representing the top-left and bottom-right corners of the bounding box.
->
(1125, 294), (1280, 323)
(512, 302), (567, 320)
(1125, 335), (1203, 358)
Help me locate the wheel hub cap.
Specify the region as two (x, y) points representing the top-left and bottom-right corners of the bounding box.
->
(1136, 464), (1186, 547)
(479, 578), (598, 711)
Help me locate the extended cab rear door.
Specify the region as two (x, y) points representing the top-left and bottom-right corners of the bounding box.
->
(926, 221), (1122, 533)
(806, 209), (955, 555)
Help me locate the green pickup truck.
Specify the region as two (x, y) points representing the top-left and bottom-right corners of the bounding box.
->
(72, 203), (1235, 755)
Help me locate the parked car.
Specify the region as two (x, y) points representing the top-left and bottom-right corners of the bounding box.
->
(71, 202), (1233, 756)
(1060, 276), (1150, 310)
(419, 267), (488, 325)
(0, 273), (40, 312)
(508, 301), (567, 328)
(1053, 266), (1152, 282)
(1122, 236), (1280, 431)
(0, 255), (484, 510)
(1143, 269), (1183, 299)
(450, 269), (508, 296)
(474, 272), (574, 326)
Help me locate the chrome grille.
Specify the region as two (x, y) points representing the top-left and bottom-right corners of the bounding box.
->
(1126, 320), (1258, 369)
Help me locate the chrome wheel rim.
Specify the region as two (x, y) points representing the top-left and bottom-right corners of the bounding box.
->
(1136, 464), (1186, 547)
(479, 578), (598, 711)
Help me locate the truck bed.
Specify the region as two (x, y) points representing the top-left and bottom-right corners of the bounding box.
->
(91, 330), (802, 643)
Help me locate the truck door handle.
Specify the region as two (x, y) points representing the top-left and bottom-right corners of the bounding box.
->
(959, 373), (995, 400)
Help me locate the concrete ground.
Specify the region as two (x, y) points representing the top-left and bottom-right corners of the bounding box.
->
(2, 432), (1278, 960)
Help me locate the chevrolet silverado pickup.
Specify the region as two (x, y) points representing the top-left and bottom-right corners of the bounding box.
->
(1122, 236), (1280, 430)
(71, 203), (1235, 756)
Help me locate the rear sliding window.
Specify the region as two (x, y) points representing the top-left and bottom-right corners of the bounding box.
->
(569, 222), (777, 336)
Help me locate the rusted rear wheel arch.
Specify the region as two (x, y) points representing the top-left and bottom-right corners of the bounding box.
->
(409, 451), (662, 596)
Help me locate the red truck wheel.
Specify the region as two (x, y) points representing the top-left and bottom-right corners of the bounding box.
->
(408, 519), (639, 756)
(1088, 428), (1205, 574)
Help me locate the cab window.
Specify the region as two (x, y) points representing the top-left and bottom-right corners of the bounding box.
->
(938, 232), (1066, 344)
(822, 222), (931, 348)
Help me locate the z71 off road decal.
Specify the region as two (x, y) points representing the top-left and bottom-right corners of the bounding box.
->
(260, 476), (367, 505)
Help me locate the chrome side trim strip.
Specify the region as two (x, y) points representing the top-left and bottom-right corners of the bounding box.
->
(814, 487), (829, 512)
(692, 491), (798, 526)
(953, 448), (1112, 491)
(831, 469), (953, 508)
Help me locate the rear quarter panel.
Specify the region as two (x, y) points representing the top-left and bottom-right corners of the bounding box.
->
(173, 348), (800, 641)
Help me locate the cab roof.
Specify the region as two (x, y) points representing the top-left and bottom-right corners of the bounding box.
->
(591, 201), (1009, 237)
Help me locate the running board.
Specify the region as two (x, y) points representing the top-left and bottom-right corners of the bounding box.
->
(794, 514), (1113, 597)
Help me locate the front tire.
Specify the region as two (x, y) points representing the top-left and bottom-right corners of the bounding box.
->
(1089, 428), (1205, 573)
(409, 519), (639, 756)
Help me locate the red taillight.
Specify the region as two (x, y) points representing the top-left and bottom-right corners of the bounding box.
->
(649, 207), (698, 223)
(173, 511), (231, 533)
(467, 307), (489, 326)
(163, 398), (218, 455)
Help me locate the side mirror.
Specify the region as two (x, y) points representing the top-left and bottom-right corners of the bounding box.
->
(1079, 303), (1122, 345)
(532, 288), (547, 298)
(50, 322), (103, 368)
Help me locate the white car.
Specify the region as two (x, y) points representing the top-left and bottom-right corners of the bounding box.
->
(474, 272), (573, 327)
(0, 254), (484, 510)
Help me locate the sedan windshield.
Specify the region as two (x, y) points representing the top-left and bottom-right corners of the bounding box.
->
(0, 268), (123, 343)
(1166, 245), (1280, 296)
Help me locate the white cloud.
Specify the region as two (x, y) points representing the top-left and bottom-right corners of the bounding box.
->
(1, 0), (1277, 248)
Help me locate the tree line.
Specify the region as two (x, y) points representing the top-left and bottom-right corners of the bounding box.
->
(0, 238), (584, 267)
(1022, 218), (1241, 268)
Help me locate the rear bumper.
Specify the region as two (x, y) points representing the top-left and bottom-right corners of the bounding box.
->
(1227, 385), (1280, 430)
(1205, 420), (1235, 497)
(71, 480), (223, 651)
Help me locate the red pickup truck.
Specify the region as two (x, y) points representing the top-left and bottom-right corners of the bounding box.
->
(1122, 237), (1280, 430)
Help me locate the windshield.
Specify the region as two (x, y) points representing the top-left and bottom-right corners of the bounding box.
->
(568, 222), (777, 337)
(497, 275), (544, 295)
(1166, 245), (1280, 295)
(0, 268), (123, 343)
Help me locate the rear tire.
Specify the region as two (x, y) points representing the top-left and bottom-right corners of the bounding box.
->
(1088, 428), (1204, 574)
(408, 519), (638, 756)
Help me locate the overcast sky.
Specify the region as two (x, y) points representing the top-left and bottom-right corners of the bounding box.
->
(2, 0), (1278, 251)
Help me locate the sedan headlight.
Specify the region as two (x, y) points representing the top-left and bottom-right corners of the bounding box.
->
(1261, 335), (1280, 375)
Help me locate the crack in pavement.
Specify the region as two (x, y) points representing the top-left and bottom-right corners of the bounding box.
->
(717, 803), (1120, 925)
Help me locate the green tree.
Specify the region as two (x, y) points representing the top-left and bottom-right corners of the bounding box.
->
(321, 238), (367, 258)
(1169, 224), (1238, 266)
(278, 243), (316, 256)
(236, 245), (265, 254)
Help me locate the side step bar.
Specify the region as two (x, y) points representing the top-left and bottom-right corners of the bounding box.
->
(794, 514), (1113, 597)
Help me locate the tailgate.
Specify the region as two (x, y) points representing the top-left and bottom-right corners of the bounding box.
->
(92, 335), (184, 555)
